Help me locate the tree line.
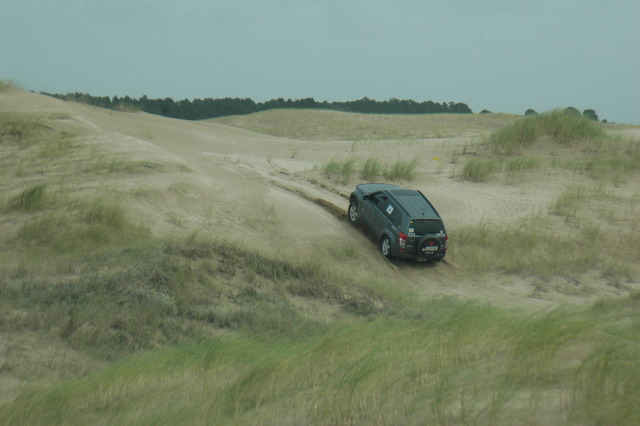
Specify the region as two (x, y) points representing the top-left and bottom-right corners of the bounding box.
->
(525, 107), (604, 122)
(42, 92), (473, 120)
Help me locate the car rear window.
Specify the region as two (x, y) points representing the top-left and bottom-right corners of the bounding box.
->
(409, 219), (444, 236)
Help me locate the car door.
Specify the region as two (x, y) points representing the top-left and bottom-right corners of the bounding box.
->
(359, 192), (380, 231)
(362, 193), (394, 235)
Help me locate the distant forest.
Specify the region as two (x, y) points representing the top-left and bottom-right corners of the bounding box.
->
(43, 92), (473, 120)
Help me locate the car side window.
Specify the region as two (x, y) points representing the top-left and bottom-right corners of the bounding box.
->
(368, 194), (400, 226)
(388, 204), (401, 226)
(371, 194), (386, 207)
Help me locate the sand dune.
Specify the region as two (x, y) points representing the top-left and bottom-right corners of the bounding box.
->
(2, 88), (638, 309)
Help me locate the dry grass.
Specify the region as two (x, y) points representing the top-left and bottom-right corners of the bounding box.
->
(212, 109), (518, 141)
(324, 156), (419, 183)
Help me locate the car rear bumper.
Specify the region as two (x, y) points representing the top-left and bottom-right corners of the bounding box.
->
(393, 249), (447, 262)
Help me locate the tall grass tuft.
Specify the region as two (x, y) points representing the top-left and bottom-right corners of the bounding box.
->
(384, 158), (419, 181)
(0, 113), (45, 145)
(324, 157), (419, 183)
(460, 158), (499, 182)
(488, 109), (603, 154)
(549, 185), (589, 221)
(361, 158), (384, 181)
(324, 157), (357, 184)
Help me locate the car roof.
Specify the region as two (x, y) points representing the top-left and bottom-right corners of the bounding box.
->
(356, 183), (399, 194)
(356, 184), (441, 219)
(386, 189), (440, 219)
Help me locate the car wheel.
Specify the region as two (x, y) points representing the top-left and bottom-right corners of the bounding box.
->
(417, 235), (441, 260)
(348, 201), (359, 224)
(380, 235), (393, 259)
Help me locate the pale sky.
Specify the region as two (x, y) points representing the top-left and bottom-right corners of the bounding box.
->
(2, 0), (639, 124)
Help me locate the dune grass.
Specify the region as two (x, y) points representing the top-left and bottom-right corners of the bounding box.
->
(0, 113), (46, 144)
(555, 135), (640, 185)
(324, 157), (419, 183)
(459, 158), (501, 182)
(451, 184), (640, 286)
(458, 156), (542, 182)
(361, 157), (384, 181)
(458, 111), (640, 183)
(487, 109), (604, 155)
(2, 296), (640, 425)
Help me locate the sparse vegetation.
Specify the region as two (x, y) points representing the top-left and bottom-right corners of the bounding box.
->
(361, 157), (384, 181)
(457, 110), (639, 184)
(324, 157), (419, 183)
(460, 158), (500, 182)
(488, 109), (604, 155)
(452, 186), (639, 283)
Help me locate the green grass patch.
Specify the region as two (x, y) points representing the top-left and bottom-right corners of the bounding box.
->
(460, 158), (500, 182)
(383, 158), (419, 181)
(488, 109), (604, 155)
(549, 184), (592, 221)
(14, 198), (148, 251)
(324, 156), (357, 184)
(361, 157), (384, 181)
(9, 184), (47, 212)
(458, 156), (542, 182)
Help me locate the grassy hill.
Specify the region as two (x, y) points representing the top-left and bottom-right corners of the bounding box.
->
(1, 88), (640, 424)
(211, 109), (519, 141)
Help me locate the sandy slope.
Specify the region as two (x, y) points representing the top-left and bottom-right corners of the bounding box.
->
(2, 88), (637, 310)
(2, 89), (359, 257)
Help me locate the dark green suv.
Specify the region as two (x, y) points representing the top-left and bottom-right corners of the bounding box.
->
(348, 183), (448, 261)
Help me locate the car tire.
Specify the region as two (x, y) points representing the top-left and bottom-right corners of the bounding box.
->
(348, 201), (359, 225)
(380, 235), (393, 259)
(417, 234), (441, 260)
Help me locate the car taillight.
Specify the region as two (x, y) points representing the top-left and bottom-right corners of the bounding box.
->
(445, 235), (449, 249)
(399, 232), (407, 250)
